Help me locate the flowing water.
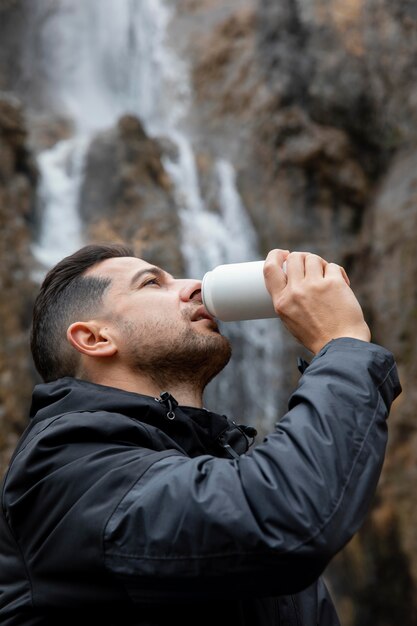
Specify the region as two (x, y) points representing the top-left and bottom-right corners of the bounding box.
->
(30, 0), (284, 429)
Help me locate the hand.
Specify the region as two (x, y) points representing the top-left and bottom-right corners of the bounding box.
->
(263, 250), (371, 354)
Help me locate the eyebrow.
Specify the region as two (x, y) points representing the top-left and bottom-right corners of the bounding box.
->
(129, 266), (170, 288)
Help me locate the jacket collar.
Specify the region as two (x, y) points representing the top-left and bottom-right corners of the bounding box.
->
(29, 377), (257, 459)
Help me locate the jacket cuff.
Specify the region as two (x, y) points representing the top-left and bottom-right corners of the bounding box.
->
(311, 338), (402, 410)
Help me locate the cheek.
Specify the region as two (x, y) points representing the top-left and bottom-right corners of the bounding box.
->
(139, 299), (187, 328)
(120, 311), (184, 342)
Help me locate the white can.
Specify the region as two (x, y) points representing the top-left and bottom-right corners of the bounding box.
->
(202, 260), (278, 322)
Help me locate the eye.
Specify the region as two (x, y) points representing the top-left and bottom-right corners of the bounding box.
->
(142, 277), (160, 287)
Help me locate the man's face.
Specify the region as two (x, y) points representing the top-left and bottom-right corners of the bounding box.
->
(85, 256), (232, 389)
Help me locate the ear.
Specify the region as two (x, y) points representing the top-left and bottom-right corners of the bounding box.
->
(66, 321), (117, 358)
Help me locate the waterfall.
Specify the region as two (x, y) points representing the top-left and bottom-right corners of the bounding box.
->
(31, 136), (88, 274)
(202, 160), (283, 427)
(30, 0), (284, 429)
(31, 0), (185, 270)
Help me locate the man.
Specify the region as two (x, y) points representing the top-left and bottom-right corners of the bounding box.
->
(0, 243), (401, 625)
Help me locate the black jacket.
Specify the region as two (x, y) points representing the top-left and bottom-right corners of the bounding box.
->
(0, 339), (401, 625)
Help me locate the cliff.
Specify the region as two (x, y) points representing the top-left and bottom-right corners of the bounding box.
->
(0, 93), (38, 476)
(186, 0), (417, 622)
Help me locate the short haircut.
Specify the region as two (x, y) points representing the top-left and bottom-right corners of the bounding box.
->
(30, 243), (134, 382)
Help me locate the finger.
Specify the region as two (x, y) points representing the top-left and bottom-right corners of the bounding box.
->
(263, 249), (289, 295)
(339, 265), (350, 286)
(324, 262), (348, 283)
(304, 253), (327, 278)
(285, 251), (308, 284)
(265, 249), (290, 271)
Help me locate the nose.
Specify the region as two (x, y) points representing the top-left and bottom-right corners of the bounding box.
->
(178, 279), (202, 303)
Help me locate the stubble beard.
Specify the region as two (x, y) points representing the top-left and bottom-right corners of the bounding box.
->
(122, 313), (232, 393)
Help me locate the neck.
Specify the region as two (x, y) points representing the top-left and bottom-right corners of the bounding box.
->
(85, 365), (204, 408)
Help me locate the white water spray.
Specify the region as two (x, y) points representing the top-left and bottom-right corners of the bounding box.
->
(31, 137), (88, 272)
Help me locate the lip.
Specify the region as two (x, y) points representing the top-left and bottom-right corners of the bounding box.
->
(191, 305), (216, 323)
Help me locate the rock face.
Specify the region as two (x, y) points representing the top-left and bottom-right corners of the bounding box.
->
(0, 93), (38, 476)
(186, 0), (417, 622)
(343, 147), (417, 624)
(79, 114), (184, 276)
(0, 0), (417, 623)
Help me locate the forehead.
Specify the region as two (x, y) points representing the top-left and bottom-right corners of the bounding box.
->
(85, 256), (154, 285)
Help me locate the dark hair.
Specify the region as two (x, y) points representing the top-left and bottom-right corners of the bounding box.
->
(31, 243), (135, 382)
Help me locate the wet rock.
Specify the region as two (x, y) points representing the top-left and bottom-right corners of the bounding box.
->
(79, 114), (184, 276)
(188, 0), (417, 621)
(0, 93), (38, 475)
(28, 114), (74, 153)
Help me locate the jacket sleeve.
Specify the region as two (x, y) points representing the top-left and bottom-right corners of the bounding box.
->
(104, 339), (401, 600)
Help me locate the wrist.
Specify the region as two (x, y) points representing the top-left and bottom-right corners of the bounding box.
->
(311, 325), (371, 355)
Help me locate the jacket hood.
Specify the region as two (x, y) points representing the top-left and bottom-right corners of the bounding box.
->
(29, 377), (257, 459)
